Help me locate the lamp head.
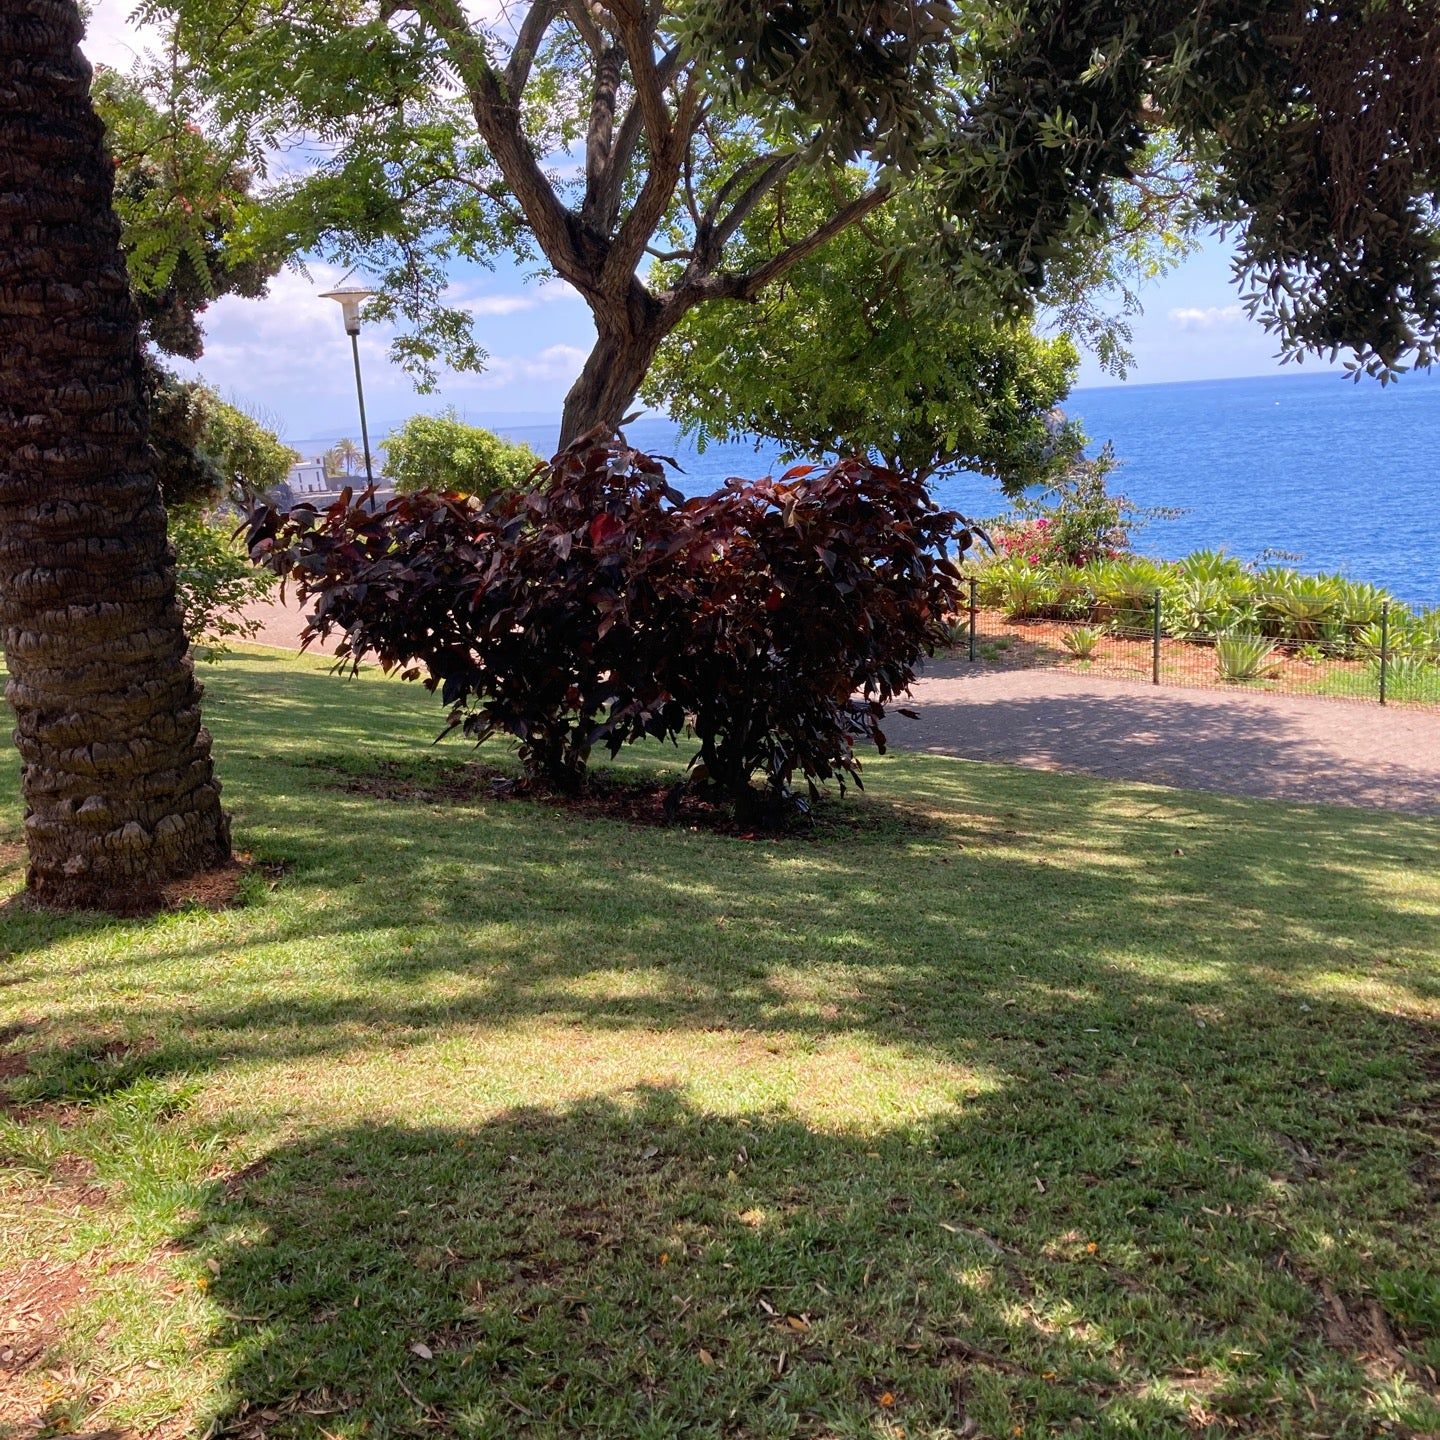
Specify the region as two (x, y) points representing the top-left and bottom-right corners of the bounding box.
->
(320, 287), (377, 336)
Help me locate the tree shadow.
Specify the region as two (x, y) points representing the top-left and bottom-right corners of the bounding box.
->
(5, 718), (1437, 1103)
(3, 658), (1437, 1434)
(896, 662), (1440, 813)
(174, 1086), (1436, 1440)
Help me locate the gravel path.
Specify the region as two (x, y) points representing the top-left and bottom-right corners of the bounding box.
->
(895, 657), (1440, 815)
(238, 592), (318, 651)
(236, 595), (1440, 815)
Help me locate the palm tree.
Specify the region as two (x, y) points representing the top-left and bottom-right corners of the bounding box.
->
(326, 437), (362, 479)
(0, 0), (231, 909)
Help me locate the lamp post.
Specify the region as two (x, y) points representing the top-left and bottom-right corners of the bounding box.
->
(320, 287), (378, 485)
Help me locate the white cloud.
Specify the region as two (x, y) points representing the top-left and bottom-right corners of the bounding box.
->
(1169, 304), (1246, 333)
(524, 343), (589, 377)
(467, 343), (589, 391)
(537, 278), (580, 304)
(170, 264), (593, 436)
(467, 295), (539, 317)
(454, 277), (581, 317)
(82, 0), (164, 72)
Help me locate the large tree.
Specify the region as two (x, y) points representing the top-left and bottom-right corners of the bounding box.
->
(148, 0), (1439, 445)
(0, 0), (231, 909)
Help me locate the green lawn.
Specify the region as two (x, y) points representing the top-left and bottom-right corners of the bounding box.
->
(2, 649), (1437, 1440)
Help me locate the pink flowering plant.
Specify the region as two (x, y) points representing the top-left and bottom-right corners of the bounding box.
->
(989, 445), (1176, 569)
(994, 516), (1058, 565)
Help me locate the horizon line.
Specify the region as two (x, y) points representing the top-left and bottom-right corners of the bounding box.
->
(284, 367), (1439, 446)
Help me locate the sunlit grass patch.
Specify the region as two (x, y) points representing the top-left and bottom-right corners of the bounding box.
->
(1, 649), (1437, 1439)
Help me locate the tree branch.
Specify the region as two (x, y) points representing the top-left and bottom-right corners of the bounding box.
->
(564, 0), (609, 56)
(412, 0), (595, 288)
(605, 75), (702, 285)
(583, 45), (686, 237)
(504, 0), (564, 98)
(583, 42), (624, 201)
(710, 151), (801, 251)
(691, 186), (893, 306)
(608, 0), (671, 151)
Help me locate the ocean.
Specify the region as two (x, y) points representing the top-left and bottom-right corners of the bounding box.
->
(495, 370), (1440, 607)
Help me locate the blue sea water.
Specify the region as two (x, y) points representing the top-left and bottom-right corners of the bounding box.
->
(497, 369), (1440, 607)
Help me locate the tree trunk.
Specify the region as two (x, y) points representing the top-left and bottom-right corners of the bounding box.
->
(0, 0), (231, 911)
(557, 300), (672, 449)
(558, 333), (659, 450)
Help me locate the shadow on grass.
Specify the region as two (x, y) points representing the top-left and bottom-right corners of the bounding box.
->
(5, 677), (1438, 1098)
(2, 656), (1438, 1436)
(4, 655), (1437, 1179)
(175, 1086), (1438, 1440)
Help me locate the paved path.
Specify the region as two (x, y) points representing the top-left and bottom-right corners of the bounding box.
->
(236, 595), (1440, 815)
(239, 592), (321, 651)
(895, 657), (1440, 815)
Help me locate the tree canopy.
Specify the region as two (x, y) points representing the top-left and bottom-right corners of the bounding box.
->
(149, 378), (297, 507)
(644, 174), (1082, 489)
(131, 0), (1440, 444)
(93, 63), (294, 509)
(92, 64), (280, 360)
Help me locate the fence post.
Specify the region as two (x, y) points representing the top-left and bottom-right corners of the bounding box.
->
(968, 577), (979, 664)
(1379, 600), (1389, 706)
(1152, 590), (1163, 686)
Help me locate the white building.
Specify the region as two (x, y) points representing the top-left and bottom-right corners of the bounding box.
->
(287, 457), (331, 495)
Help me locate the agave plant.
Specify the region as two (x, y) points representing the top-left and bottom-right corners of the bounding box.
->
(983, 556), (1057, 619)
(1050, 567), (1095, 619)
(1179, 549), (1249, 587)
(1085, 557), (1176, 630)
(1353, 619), (1390, 659)
(1374, 655), (1440, 704)
(1215, 634), (1280, 683)
(1062, 625), (1104, 659)
(937, 616), (971, 650)
(1172, 576), (1256, 639)
(1316, 617), (1354, 656)
(1254, 569), (1342, 641)
(1330, 579), (1393, 628)
(1410, 609), (1440, 662)
(1353, 609), (1436, 662)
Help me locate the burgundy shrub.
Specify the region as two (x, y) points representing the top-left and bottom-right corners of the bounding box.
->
(248, 432), (971, 814)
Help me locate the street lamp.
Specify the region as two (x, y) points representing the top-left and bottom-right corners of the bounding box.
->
(320, 287), (378, 485)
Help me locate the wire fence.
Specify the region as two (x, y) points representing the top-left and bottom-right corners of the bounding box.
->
(958, 581), (1440, 708)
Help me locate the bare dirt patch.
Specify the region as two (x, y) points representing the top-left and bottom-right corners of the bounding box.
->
(1, 855), (287, 920)
(158, 855), (287, 912)
(0, 1034), (160, 1120)
(0, 1236), (172, 1440)
(1316, 1284), (1439, 1399)
(311, 757), (946, 843)
(217, 1155), (272, 1199)
(0, 1257), (96, 1434)
(968, 614), (1387, 695)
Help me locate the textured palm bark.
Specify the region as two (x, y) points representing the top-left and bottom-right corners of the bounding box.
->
(0, 0), (231, 910)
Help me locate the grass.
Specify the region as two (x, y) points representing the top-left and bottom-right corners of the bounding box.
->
(1, 648), (1437, 1440)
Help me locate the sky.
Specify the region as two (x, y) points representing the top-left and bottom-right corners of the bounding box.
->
(83, 0), (1354, 448)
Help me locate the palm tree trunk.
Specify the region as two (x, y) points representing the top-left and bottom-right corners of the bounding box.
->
(0, 0), (231, 910)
